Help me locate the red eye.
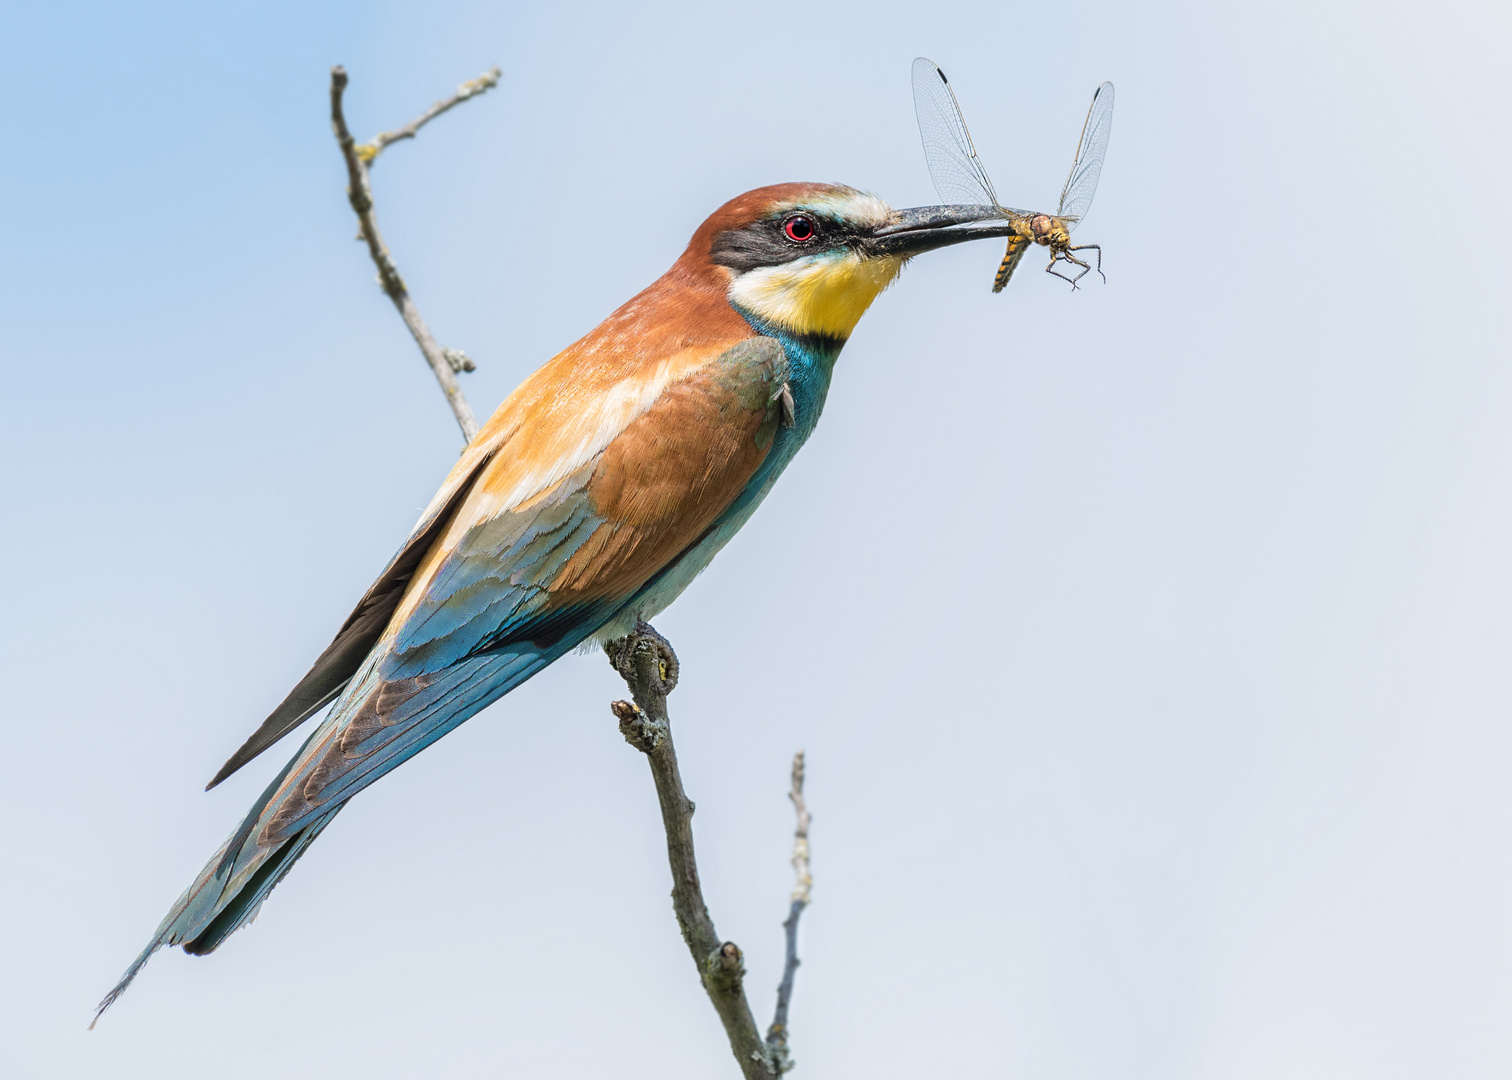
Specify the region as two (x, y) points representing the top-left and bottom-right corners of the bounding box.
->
(784, 215), (816, 242)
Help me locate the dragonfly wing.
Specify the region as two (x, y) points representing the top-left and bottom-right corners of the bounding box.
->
(911, 57), (999, 207)
(1057, 81), (1115, 229)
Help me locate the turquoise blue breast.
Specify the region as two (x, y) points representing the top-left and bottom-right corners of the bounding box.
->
(724, 320), (842, 513)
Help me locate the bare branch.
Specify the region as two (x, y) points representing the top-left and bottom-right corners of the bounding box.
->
(764, 753), (811, 1072)
(607, 623), (781, 1079)
(787, 752), (812, 905)
(357, 66), (502, 167)
(329, 65), (482, 444)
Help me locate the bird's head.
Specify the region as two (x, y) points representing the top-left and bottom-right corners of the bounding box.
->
(685, 182), (1019, 341)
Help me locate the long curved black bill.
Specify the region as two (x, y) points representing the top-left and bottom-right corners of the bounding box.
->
(869, 204), (1021, 258)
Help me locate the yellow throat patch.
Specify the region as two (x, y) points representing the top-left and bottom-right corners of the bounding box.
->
(726, 249), (905, 339)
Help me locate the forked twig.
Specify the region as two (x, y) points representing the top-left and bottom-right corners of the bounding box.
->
(608, 624), (813, 1077)
(607, 623), (775, 1078)
(329, 65), (498, 443)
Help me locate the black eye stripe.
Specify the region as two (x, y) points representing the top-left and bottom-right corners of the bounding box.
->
(711, 211), (846, 272)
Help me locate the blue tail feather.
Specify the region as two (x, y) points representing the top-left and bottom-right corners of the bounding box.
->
(93, 640), (572, 1026)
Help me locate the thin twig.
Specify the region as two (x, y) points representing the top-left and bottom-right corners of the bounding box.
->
(764, 752), (810, 1072)
(329, 65), (483, 444)
(358, 67), (502, 166)
(787, 753), (812, 906)
(607, 623), (781, 1080)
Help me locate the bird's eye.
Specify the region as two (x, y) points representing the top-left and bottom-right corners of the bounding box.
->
(784, 215), (817, 242)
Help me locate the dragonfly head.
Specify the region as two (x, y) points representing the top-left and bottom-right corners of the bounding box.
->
(1030, 214), (1069, 246)
(701, 184), (1017, 340)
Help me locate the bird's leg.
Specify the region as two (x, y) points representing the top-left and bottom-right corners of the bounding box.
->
(1069, 242), (1105, 283)
(606, 621), (679, 752)
(605, 618), (680, 695)
(633, 619), (680, 694)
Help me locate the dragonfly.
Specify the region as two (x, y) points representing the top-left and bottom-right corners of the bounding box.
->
(911, 57), (1114, 291)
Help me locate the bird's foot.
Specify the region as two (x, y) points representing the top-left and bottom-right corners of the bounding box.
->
(604, 619), (679, 695)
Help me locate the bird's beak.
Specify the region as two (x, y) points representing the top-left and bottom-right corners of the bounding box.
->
(867, 204), (1020, 258)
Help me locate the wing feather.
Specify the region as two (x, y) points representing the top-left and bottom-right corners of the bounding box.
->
(98, 290), (789, 1027)
(205, 447), (499, 788)
(229, 336), (790, 852)
(205, 332), (775, 788)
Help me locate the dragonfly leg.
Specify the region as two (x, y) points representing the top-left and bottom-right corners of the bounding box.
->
(1046, 251), (1091, 289)
(1069, 243), (1105, 283)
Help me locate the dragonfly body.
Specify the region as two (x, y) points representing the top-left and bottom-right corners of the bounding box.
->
(992, 230), (1034, 292)
(993, 211), (1103, 292)
(912, 59), (1114, 293)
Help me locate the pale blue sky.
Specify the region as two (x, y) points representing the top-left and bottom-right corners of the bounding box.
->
(3, 1), (1511, 1077)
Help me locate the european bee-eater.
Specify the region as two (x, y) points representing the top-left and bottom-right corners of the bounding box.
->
(96, 182), (1022, 1022)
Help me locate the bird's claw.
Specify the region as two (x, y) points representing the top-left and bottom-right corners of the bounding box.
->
(605, 619), (679, 695)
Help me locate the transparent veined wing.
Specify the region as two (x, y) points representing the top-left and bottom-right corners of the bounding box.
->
(911, 57), (999, 208)
(1057, 81), (1115, 229)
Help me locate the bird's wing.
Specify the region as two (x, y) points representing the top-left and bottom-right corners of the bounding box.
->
(95, 334), (793, 1020)
(386, 335), (793, 678)
(206, 439), (503, 788)
(250, 335), (791, 843)
(207, 333), (788, 788)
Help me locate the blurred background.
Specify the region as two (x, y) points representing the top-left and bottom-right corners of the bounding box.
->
(3, 0), (1510, 1076)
